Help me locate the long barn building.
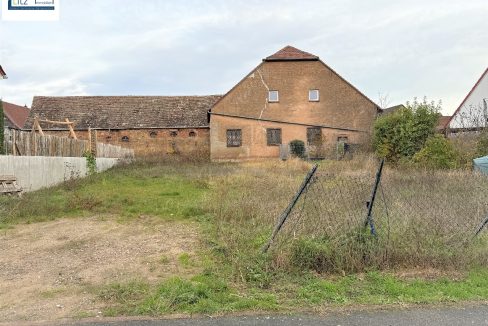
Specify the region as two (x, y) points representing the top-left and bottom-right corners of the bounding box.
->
(27, 46), (380, 160)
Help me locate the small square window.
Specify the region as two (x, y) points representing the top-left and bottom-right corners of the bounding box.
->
(309, 89), (319, 102)
(307, 127), (322, 146)
(266, 129), (282, 146)
(226, 129), (242, 147)
(268, 90), (279, 102)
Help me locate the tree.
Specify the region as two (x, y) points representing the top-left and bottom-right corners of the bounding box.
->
(0, 100), (4, 154)
(373, 97), (441, 163)
(413, 135), (459, 169)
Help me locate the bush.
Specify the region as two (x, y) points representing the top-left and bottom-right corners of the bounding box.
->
(413, 135), (459, 169)
(373, 97), (441, 163)
(289, 140), (306, 159)
(476, 132), (488, 157)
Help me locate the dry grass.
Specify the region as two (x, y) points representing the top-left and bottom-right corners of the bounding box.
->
(205, 156), (488, 278)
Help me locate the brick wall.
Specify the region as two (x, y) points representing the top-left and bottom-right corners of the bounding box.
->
(210, 115), (369, 161)
(210, 60), (377, 160)
(46, 128), (210, 158)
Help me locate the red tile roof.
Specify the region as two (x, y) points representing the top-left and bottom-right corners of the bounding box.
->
(264, 45), (319, 62)
(28, 95), (221, 130)
(437, 115), (451, 131)
(2, 101), (30, 129)
(0, 65), (6, 79)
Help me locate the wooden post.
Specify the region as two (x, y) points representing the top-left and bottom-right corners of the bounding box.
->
(33, 132), (37, 156)
(66, 118), (77, 139)
(87, 127), (92, 154)
(12, 129), (16, 156)
(93, 129), (98, 157)
(31, 117), (36, 133)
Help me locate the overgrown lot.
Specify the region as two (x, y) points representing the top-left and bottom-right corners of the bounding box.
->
(1, 158), (488, 321)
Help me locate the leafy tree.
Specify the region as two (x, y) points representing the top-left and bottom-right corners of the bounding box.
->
(0, 100), (4, 154)
(413, 135), (459, 169)
(373, 97), (441, 163)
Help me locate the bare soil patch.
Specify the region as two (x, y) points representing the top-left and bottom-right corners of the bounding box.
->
(0, 216), (199, 324)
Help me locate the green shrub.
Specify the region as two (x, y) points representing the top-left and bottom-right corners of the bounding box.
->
(373, 97), (441, 163)
(413, 135), (459, 169)
(83, 151), (97, 175)
(476, 132), (488, 157)
(289, 140), (306, 159)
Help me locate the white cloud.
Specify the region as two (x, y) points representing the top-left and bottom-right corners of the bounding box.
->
(0, 0), (487, 114)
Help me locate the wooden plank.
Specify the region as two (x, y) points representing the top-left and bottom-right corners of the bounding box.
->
(0, 175), (18, 181)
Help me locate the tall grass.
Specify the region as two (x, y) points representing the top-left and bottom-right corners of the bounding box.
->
(206, 156), (488, 279)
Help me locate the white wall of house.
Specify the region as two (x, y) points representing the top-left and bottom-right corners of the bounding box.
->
(449, 69), (488, 129)
(0, 156), (120, 192)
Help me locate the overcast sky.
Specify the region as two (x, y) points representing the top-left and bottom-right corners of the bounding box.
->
(0, 0), (487, 115)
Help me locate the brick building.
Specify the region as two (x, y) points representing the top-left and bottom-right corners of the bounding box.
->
(25, 46), (380, 160)
(27, 96), (220, 157)
(3, 101), (30, 130)
(209, 46), (380, 161)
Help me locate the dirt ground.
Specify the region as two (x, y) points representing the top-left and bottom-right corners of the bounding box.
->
(0, 216), (199, 324)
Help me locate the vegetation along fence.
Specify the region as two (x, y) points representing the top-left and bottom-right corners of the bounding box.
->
(263, 160), (488, 273)
(3, 129), (134, 159)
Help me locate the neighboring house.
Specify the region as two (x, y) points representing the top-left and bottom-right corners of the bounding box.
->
(382, 104), (406, 115)
(3, 101), (30, 130)
(209, 46), (380, 161)
(0, 65), (7, 79)
(447, 68), (488, 132)
(436, 116), (451, 133)
(26, 96), (220, 157)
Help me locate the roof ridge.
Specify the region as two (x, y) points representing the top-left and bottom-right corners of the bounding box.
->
(264, 45), (319, 62)
(32, 94), (222, 99)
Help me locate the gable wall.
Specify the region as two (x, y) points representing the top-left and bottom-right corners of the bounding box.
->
(449, 71), (488, 130)
(210, 60), (377, 160)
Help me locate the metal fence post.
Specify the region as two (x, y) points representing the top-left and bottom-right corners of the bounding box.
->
(261, 164), (318, 253)
(364, 159), (385, 236)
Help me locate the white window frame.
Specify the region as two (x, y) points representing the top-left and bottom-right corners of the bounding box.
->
(268, 90), (279, 103)
(309, 89), (320, 102)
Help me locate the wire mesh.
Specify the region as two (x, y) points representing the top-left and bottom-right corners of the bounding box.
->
(266, 162), (488, 272)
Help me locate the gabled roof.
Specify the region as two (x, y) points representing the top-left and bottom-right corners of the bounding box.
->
(382, 104), (407, 115)
(0, 65), (7, 79)
(264, 45), (319, 62)
(213, 46), (379, 112)
(2, 101), (30, 129)
(446, 67), (488, 127)
(27, 95), (222, 130)
(437, 116), (451, 131)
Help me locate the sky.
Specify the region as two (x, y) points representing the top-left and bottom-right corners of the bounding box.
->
(0, 0), (487, 115)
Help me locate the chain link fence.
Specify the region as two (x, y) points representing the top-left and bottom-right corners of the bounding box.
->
(264, 160), (488, 272)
